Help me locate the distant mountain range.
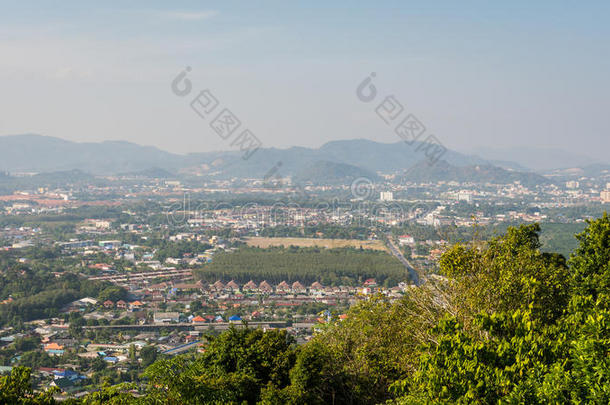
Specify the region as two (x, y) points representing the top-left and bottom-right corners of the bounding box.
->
(473, 146), (601, 172)
(187, 138), (503, 180)
(0, 134), (603, 186)
(0, 134), (184, 174)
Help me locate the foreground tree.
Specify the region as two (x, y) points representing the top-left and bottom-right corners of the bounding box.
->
(0, 366), (57, 404)
(440, 223), (571, 324)
(144, 326), (296, 404)
(392, 213), (610, 404)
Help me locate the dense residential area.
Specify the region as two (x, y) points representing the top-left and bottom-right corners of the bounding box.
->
(3, 1), (610, 403)
(3, 206), (610, 402)
(1, 162), (610, 401)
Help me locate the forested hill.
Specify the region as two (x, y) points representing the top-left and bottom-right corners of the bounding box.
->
(401, 160), (550, 187)
(293, 160), (381, 185)
(0, 248), (126, 327)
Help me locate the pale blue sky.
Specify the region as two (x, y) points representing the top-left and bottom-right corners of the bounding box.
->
(0, 1), (608, 160)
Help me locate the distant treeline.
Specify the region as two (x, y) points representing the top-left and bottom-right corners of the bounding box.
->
(0, 205), (125, 228)
(0, 169), (110, 192)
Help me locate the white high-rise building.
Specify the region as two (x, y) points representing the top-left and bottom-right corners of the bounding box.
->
(458, 192), (473, 203)
(379, 191), (394, 201)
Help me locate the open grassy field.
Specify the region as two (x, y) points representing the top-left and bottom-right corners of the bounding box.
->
(245, 237), (387, 251)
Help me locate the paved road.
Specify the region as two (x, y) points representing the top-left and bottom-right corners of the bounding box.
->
(162, 340), (202, 355)
(83, 321), (288, 330)
(385, 233), (422, 286)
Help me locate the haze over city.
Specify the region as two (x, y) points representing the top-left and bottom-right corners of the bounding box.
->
(1, 1), (608, 161)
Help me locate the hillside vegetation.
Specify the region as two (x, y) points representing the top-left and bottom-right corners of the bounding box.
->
(0, 268), (125, 328)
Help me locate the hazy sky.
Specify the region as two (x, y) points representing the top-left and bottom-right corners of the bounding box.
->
(0, 1), (608, 160)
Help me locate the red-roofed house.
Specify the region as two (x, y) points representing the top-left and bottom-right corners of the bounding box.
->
(363, 278), (377, 287)
(398, 235), (415, 246)
(276, 281), (290, 293)
(226, 280), (240, 291)
(243, 280), (257, 291)
(291, 281), (305, 293)
(192, 316), (206, 324)
(259, 280), (273, 293)
(44, 342), (64, 352)
(310, 281), (324, 293)
(130, 301), (144, 311)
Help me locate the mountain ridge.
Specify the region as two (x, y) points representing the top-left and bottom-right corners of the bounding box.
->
(0, 134), (577, 185)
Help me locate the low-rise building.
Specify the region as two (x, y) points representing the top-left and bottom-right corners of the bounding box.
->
(153, 312), (180, 323)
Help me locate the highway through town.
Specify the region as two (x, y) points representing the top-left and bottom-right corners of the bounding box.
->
(385, 233), (423, 286)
